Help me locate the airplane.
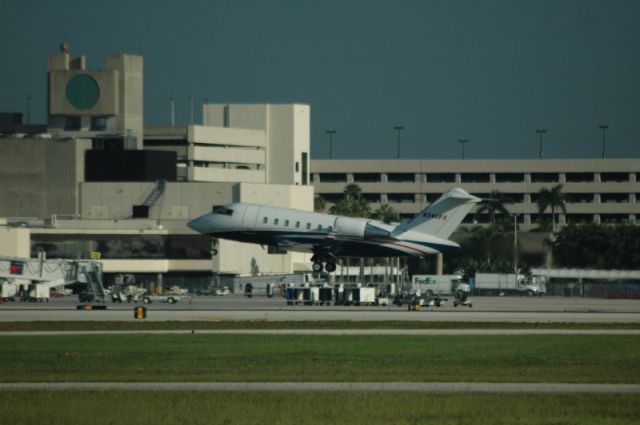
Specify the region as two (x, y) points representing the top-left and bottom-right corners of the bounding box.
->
(187, 187), (481, 273)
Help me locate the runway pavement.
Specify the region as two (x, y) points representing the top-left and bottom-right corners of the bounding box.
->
(2, 382), (639, 394)
(0, 295), (638, 322)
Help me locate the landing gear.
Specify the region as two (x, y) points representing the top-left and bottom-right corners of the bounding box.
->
(311, 251), (336, 274)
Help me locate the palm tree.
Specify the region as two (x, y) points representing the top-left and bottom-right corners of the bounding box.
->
(371, 204), (399, 224)
(475, 190), (513, 226)
(329, 184), (371, 218)
(314, 195), (326, 212)
(536, 184), (566, 232)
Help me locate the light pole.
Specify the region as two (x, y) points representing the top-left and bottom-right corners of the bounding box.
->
(458, 139), (469, 159)
(536, 129), (546, 159)
(26, 95), (32, 124)
(170, 97), (175, 126)
(394, 126), (404, 159)
(599, 124), (609, 159)
(189, 97), (194, 125)
(326, 129), (336, 159)
(513, 213), (520, 275)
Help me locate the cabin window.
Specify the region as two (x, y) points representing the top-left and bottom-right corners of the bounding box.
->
(284, 219), (290, 227)
(212, 206), (234, 216)
(274, 218), (279, 225)
(295, 221), (300, 228)
(262, 217), (268, 224)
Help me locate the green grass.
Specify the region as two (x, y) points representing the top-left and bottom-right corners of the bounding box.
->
(1, 391), (638, 425)
(1, 320), (640, 331)
(1, 334), (639, 383)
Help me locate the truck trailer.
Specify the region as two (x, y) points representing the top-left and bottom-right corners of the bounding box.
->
(473, 273), (546, 296)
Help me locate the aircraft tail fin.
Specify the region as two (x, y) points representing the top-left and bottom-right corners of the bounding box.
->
(399, 188), (480, 239)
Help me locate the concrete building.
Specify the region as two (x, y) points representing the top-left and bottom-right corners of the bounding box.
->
(144, 103), (310, 185)
(47, 44), (143, 150)
(0, 47), (313, 291)
(312, 159), (640, 228)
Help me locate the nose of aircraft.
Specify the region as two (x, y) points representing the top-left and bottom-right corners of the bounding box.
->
(187, 215), (210, 234)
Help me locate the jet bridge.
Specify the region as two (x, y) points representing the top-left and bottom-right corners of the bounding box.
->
(0, 253), (105, 302)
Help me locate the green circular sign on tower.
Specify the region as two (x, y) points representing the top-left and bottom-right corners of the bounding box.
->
(65, 74), (100, 110)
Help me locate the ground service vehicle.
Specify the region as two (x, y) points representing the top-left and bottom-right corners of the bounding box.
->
(410, 274), (472, 307)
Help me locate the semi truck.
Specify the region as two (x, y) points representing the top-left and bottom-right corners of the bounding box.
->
(473, 273), (546, 296)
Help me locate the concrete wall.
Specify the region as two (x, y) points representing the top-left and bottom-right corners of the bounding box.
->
(0, 227), (30, 257)
(80, 181), (236, 220)
(0, 138), (90, 218)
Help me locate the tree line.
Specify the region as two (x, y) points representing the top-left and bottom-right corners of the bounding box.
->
(317, 183), (639, 272)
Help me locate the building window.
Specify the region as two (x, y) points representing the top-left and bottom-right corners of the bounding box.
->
(295, 221), (300, 228)
(495, 173), (525, 183)
(387, 193), (415, 203)
(601, 173), (629, 183)
(426, 173), (455, 183)
(91, 117), (107, 131)
(284, 219), (290, 227)
(460, 173), (490, 183)
(301, 152), (308, 185)
(64, 116), (81, 131)
(354, 173), (381, 183)
(306, 223), (311, 229)
(274, 218), (279, 225)
(531, 173), (558, 183)
(263, 217), (268, 224)
(387, 173), (415, 183)
(295, 162), (300, 172)
(319, 173), (347, 183)
(566, 173), (593, 183)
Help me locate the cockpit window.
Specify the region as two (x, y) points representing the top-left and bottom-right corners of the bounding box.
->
(212, 206), (234, 216)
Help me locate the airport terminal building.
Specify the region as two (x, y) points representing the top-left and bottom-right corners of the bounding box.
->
(0, 47), (313, 291)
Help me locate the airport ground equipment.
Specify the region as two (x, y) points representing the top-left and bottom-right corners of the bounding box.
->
(474, 273), (545, 296)
(0, 254), (105, 302)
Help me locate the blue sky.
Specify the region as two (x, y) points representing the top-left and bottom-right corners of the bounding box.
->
(1, 0), (638, 159)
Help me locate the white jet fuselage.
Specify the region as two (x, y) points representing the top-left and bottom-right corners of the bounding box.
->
(187, 188), (481, 259)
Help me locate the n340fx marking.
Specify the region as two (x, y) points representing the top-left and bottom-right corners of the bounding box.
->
(188, 187), (480, 273)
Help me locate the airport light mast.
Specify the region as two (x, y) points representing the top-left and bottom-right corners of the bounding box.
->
(394, 126), (404, 159)
(536, 129), (546, 159)
(326, 129), (336, 159)
(599, 124), (609, 159)
(458, 139), (469, 159)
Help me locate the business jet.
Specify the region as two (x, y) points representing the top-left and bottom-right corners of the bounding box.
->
(187, 187), (480, 273)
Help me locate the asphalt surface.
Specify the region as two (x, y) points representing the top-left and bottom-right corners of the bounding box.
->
(2, 382), (639, 394)
(0, 295), (639, 322)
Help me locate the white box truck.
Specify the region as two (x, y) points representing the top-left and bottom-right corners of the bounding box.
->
(412, 275), (469, 297)
(474, 273), (546, 296)
(410, 274), (472, 307)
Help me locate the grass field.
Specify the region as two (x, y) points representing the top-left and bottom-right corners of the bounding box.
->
(1, 391), (639, 425)
(1, 320), (640, 331)
(1, 334), (639, 383)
